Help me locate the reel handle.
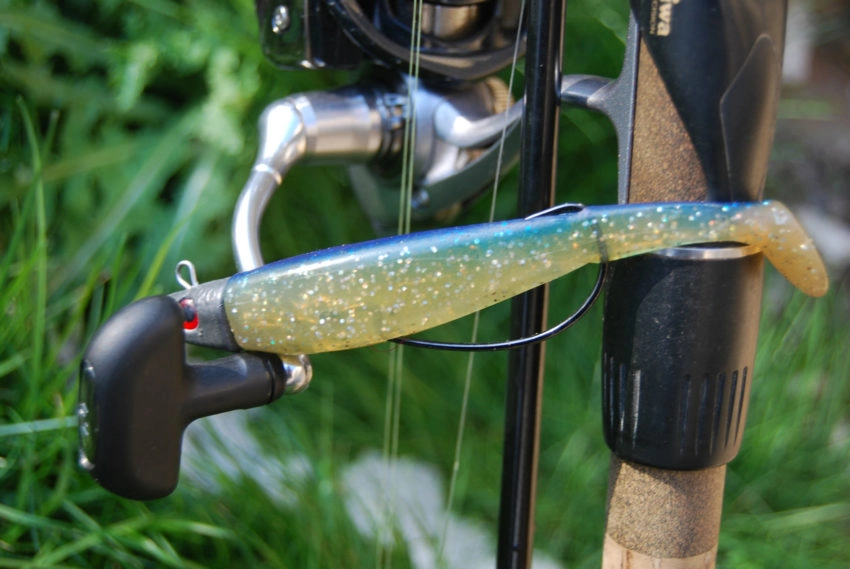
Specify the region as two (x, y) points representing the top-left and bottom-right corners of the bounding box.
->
(78, 296), (297, 500)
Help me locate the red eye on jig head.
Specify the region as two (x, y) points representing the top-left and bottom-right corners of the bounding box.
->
(174, 260), (201, 331)
(179, 298), (199, 331)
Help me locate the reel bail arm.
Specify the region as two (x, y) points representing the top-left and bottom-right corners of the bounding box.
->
(233, 74), (521, 270)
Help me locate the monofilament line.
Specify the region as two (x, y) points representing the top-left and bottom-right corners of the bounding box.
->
(380, 2), (424, 568)
(437, 0), (527, 563)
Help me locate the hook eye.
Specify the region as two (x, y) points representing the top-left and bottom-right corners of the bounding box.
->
(175, 260), (200, 289)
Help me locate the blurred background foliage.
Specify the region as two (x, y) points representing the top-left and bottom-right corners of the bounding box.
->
(1, 0), (848, 567)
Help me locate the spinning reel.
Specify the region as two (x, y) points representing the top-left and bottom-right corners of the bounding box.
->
(241, 0), (528, 240)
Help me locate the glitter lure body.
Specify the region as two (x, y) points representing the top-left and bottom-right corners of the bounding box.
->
(178, 201), (827, 356)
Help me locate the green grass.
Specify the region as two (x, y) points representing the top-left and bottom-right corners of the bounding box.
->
(2, 0), (849, 567)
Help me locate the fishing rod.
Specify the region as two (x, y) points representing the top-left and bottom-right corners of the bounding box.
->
(497, 1), (565, 566)
(76, 1), (825, 567)
(596, 2), (792, 567)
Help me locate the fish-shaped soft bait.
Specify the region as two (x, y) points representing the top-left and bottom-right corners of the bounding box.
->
(174, 200), (827, 356)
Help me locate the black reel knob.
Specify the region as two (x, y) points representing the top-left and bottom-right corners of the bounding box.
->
(78, 296), (291, 500)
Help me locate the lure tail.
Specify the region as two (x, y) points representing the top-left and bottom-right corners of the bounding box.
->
(729, 201), (828, 298)
(582, 200), (827, 297)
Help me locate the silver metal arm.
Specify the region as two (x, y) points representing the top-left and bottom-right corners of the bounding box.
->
(232, 74), (521, 269)
(232, 88), (388, 271)
(434, 96), (524, 148)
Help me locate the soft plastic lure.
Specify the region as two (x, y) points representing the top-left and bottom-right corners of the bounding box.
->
(174, 200), (827, 356)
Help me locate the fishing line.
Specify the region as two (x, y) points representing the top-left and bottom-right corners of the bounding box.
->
(380, 1), (424, 567)
(396, 3), (424, 237)
(437, 0), (528, 562)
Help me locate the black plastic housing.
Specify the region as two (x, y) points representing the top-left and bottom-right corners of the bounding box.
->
(601, 249), (764, 470)
(255, 0), (526, 80)
(256, 0), (363, 70)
